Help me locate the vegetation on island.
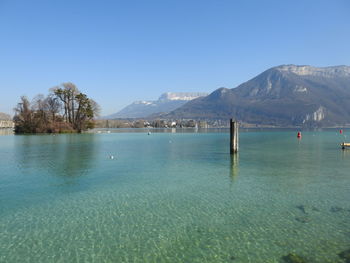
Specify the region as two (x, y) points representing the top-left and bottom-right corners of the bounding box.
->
(13, 82), (100, 133)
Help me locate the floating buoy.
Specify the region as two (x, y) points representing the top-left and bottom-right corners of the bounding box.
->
(109, 155), (115, 160)
(297, 132), (301, 138)
(148, 132), (151, 135)
(340, 129), (343, 134)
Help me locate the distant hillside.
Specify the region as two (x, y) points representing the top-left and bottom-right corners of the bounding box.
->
(105, 92), (208, 119)
(0, 112), (11, 120)
(166, 65), (350, 127)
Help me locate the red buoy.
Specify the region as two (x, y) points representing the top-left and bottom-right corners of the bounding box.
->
(340, 129), (343, 134)
(297, 132), (301, 138)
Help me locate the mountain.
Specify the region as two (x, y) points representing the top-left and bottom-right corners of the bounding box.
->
(106, 92), (208, 119)
(0, 112), (11, 120)
(166, 65), (350, 127)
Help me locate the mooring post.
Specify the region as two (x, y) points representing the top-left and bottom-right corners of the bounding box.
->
(230, 119), (239, 154)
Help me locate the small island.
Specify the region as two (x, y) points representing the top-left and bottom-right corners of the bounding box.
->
(13, 82), (100, 134)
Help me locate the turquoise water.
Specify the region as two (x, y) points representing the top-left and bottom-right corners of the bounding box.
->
(0, 130), (349, 262)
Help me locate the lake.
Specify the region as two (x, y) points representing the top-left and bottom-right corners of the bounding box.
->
(0, 129), (349, 262)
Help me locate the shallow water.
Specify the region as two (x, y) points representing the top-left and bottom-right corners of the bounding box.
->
(0, 130), (349, 262)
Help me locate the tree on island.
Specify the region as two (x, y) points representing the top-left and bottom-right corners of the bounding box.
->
(13, 82), (100, 133)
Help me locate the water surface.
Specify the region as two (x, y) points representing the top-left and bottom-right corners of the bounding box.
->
(0, 130), (349, 262)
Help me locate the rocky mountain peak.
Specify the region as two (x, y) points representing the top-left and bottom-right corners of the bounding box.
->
(158, 92), (208, 102)
(275, 64), (350, 78)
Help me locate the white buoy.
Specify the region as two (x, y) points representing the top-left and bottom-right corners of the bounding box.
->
(148, 132), (151, 135)
(109, 155), (115, 160)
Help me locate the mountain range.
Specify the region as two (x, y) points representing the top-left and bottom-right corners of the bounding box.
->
(106, 92), (208, 119)
(165, 65), (350, 127)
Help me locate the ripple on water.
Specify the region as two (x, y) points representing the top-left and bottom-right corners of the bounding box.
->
(0, 132), (349, 262)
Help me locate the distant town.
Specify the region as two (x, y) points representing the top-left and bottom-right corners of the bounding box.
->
(94, 119), (270, 129)
(95, 119), (213, 129)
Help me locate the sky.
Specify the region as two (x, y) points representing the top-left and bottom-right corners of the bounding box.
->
(0, 0), (349, 116)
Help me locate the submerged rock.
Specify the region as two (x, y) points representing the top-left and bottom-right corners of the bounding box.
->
(295, 216), (310, 223)
(282, 253), (307, 263)
(330, 206), (346, 213)
(339, 248), (350, 263)
(296, 205), (308, 214)
(311, 206), (320, 212)
(296, 205), (320, 214)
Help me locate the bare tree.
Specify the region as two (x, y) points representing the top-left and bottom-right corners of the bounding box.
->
(32, 94), (48, 126)
(52, 82), (80, 123)
(13, 96), (34, 133)
(90, 99), (101, 118)
(45, 95), (61, 123)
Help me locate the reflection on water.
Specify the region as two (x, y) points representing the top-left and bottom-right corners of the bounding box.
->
(0, 134), (99, 213)
(341, 147), (350, 159)
(230, 153), (239, 179)
(0, 128), (13, 136)
(14, 134), (97, 178)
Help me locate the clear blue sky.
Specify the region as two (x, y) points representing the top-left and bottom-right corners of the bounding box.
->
(1, 0), (349, 116)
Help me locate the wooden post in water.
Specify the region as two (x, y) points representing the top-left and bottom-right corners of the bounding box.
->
(230, 119), (239, 154)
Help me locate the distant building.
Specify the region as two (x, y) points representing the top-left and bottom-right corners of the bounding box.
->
(198, 121), (208, 128)
(0, 120), (14, 129)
